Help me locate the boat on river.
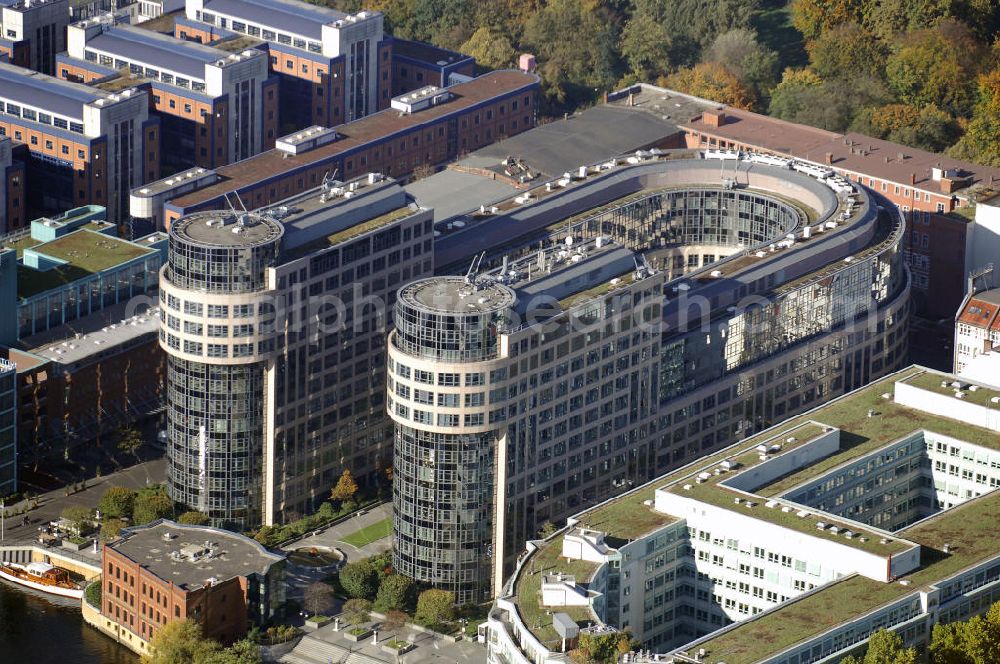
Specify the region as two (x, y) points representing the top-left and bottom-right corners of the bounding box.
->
(0, 561), (84, 599)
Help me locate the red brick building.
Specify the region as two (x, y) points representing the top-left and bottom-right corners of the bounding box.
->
(131, 69), (540, 229)
(675, 103), (1000, 319)
(100, 519), (285, 655)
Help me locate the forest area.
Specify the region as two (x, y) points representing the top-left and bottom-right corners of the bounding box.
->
(321, 0), (1000, 166)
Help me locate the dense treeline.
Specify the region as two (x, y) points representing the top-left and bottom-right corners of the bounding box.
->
(317, 0), (1000, 164)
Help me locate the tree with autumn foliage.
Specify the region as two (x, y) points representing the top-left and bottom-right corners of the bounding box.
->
(330, 469), (359, 510)
(950, 69), (1000, 167)
(663, 62), (755, 110)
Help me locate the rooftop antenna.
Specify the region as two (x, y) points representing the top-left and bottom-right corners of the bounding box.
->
(464, 251), (485, 285)
(321, 168), (339, 192)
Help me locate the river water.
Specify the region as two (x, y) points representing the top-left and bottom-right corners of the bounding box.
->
(0, 579), (136, 663)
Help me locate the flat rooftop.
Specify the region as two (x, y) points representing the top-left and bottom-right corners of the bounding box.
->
(200, 0), (348, 41)
(110, 519), (283, 590)
(171, 212), (283, 248)
(83, 24), (237, 80)
(459, 100), (694, 180)
(17, 230), (155, 298)
(0, 62), (106, 120)
(23, 300), (159, 366)
(167, 70), (539, 211)
(399, 276), (516, 314)
(390, 38), (469, 66)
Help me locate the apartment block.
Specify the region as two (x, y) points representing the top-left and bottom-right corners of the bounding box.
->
(0, 62), (157, 223)
(0, 0), (67, 74)
(61, 18), (278, 172)
(954, 287), (1000, 373)
(387, 37), (474, 96)
(400, 151), (910, 602)
(159, 174), (433, 528)
(488, 367), (1000, 664)
(98, 519), (285, 655)
(0, 205), (167, 462)
(130, 70), (539, 230)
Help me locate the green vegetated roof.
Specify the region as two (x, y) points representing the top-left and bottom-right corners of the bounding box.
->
(512, 536), (600, 648)
(696, 490), (1000, 664)
(16, 230), (153, 298)
(676, 366), (1000, 664)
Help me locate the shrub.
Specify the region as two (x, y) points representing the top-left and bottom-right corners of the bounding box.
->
(339, 560), (378, 600)
(374, 574), (415, 612)
(342, 598), (372, 626)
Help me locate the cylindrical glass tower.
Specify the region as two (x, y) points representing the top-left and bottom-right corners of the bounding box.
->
(388, 277), (514, 604)
(159, 212), (283, 529)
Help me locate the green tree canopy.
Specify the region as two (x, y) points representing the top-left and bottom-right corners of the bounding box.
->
(704, 29), (780, 98)
(339, 560), (379, 600)
(459, 26), (516, 70)
(414, 588), (455, 627)
(619, 12), (673, 81)
(98, 486), (136, 520)
(806, 23), (888, 81)
(330, 469), (359, 507)
(374, 574), (416, 612)
(769, 70), (891, 131)
(141, 620), (219, 664)
(177, 511), (210, 526)
(522, 0), (618, 104)
(885, 20), (981, 116)
(949, 69), (1000, 167)
(790, 0), (865, 41)
(61, 505), (92, 533)
(342, 598), (372, 626)
(133, 486), (175, 526)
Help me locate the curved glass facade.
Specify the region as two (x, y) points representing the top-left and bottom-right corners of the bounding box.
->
(166, 215), (282, 293)
(394, 278), (515, 362)
(162, 212), (281, 528)
(166, 357), (265, 528)
(392, 425), (495, 604)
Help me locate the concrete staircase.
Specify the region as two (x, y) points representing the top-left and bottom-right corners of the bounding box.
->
(278, 634), (387, 664)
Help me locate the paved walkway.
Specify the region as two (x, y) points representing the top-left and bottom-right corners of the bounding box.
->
(0, 456), (166, 559)
(283, 502), (393, 561)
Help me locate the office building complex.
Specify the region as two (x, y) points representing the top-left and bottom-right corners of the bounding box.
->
(130, 69), (539, 229)
(61, 18), (278, 172)
(487, 366), (1000, 664)
(394, 151), (910, 602)
(0, 205), (167, 463)
(1, 204), (164, 340)
(0, 0), (67, 74)
(94, 519), (285, 655)
(388, 243), (664, 604)
(667, 89), (1000, 319)
(0, 356), (15, 496)
(181, 0), (385, 129)
(0, 135), (27, 233)
(159, 173), (433, 528)
(0, 62), (157, 223)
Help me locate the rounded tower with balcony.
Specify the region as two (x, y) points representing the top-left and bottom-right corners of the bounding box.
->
(159, 211), (283, 529)
(387, 276), (515, 604)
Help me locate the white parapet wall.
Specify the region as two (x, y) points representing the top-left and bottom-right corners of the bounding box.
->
(895, 381), (1000, 433)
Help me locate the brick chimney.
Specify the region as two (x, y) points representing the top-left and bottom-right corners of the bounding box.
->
(703, 109), (726, 127)
(940, 177), (955, 194)
(910, 173), (915, 185)
(824, 152), (833, 165)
